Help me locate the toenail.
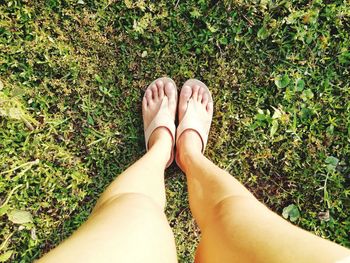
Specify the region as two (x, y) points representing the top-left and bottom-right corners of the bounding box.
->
(156, 80), (163, 86)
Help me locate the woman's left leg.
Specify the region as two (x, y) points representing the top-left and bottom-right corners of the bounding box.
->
(38, 79), (178, 263)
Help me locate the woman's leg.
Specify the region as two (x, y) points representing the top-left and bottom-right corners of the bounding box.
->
(176, 83), (350, 263)
(39, 80), (178, 263)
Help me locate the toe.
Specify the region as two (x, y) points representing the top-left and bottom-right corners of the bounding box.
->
(164, 82), (176, 101)
(179, 85), (192, 121)
(158, 82), (165, 99)
(180, 85), (192, 101)
(155, 80), (164, 98)
(151, 84), (158, 100)
(156, 79), (164, 88)
(142, 96), (148, 109)
(206, 101), (213, 114)
(197, 87), (204, 102)
(192, 85), (200, 100)
(145, 89), (152, 103)
(165, 82), (177, 119)
(202, 92), (209, 105)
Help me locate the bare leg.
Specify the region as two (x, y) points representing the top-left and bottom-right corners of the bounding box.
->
(176, 83), (350, 263)
(39, 80), (178, 263)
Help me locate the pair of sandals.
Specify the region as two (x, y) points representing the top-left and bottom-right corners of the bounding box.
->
(143, 77), (213, 168)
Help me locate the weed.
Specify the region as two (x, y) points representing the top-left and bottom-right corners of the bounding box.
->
(0, 0), (349, 262)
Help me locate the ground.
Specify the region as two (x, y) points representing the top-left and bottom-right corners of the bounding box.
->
(0, 0), (350, 262)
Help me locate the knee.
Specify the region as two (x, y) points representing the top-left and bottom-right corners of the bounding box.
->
(93, 192), (165, 216)
(114, 192), (163, 211)
(97, 193), (172, 233)
(214, 195), (256, 212)
(208, 195), (260, 227)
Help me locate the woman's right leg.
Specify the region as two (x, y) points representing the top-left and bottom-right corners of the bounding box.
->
(176, 81), (350, 263)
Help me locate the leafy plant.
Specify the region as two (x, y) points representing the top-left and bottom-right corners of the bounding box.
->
(1, 0), (350, 262)
(282, 204), (300, 222)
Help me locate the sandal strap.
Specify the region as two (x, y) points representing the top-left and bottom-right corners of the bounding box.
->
(176, 98), (209, 153)
(144, 98), (176, 151)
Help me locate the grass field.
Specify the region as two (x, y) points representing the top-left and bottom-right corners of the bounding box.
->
(1, 0), (350, 262)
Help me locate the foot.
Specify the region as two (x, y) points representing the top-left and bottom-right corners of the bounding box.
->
(176, 80), (213, 167)
(142, 78), (177, 158)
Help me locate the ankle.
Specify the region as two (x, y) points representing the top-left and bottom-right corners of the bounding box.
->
(177, 131), (204, 171)
(177, 148), (204, 173)
(148, 128), (173, 150)
(177, 129), (202, 153)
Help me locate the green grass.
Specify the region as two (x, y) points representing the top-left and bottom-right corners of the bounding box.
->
(1, 0), (350, 262)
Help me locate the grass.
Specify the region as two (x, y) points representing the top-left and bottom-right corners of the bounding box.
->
(0, 0), (350, 262)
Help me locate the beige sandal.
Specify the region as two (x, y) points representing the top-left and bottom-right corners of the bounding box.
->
(143, 77), (177, 168)
(175, 79), (213, 163)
